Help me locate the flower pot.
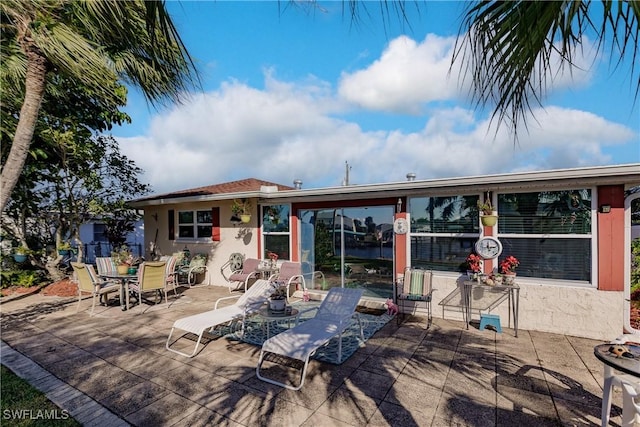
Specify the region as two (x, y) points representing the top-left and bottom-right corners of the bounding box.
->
(240, 214), (251, 223)
(466, 270), (478, 281)
(480, 214), (498, 227)
(269, 298), (286, 312)
(504, 272), (516, 285)
(13, 254), (27, 263)
(117, 265), (129, 275)
(127, 267), (138, 275)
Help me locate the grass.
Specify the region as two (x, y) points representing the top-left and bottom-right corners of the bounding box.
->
(0, 365), (80, 427)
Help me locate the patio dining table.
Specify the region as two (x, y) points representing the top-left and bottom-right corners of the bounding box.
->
(593, 343), (640, 427)
(100, 271), (138, 311)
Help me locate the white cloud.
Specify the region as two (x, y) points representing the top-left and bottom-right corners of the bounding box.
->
(116, 35), (634, 195)
(338, 34), (461, 113)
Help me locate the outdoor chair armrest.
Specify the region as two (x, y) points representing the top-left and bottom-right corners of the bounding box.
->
(214, 294), (242, 310)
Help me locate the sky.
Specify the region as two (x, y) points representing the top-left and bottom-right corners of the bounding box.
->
(114, 1), (640, 196)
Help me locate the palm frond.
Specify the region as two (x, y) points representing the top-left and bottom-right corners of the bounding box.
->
(455, 0), (639, 135)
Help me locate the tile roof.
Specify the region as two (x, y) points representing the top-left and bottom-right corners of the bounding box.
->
(135, 178), (294, 202)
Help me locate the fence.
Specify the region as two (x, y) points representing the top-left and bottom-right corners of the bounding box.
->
(81, 243), (143, 265)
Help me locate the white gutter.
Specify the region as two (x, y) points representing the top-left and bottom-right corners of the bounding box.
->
(129, 163), (640, 208)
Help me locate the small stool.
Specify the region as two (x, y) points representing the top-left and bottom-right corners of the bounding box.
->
(479, 313), (502, 333)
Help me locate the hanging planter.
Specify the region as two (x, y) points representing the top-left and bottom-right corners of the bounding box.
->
(480, 212), (498, 227)
(231, 199), (252, 224)
(478, 196), (498, 226)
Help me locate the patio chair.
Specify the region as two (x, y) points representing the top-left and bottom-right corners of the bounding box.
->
(160, 254), (180, 292)
(397, 267), (433, 328)
(256, 287), (364, 390)
(269, 261), (306, 299)
(95, 257), (117, 275)
(177, 253), (209, 287)
(221, 256), (261, 292)
(71, 262), (120, 316)
(126, 261), (170, 311)
(620, 379), (640, 427)
(166, 279), (275, 357)
(301, 261), (326, 290)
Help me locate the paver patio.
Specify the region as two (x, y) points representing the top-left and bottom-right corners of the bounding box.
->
(0, 285), (627, 426)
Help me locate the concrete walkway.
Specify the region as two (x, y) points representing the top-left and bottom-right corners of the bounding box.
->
(0, 285), (624, 426)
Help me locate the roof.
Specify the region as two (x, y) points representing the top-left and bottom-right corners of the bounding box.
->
(131, 178), (294, 204)
(128, 164), (640, 208)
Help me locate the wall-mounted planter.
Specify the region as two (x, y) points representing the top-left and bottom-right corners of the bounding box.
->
(240, 214), (251, 223)
(13, 254), (27, 263)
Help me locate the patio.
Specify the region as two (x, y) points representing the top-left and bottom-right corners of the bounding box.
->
(0, 285), (625, 426)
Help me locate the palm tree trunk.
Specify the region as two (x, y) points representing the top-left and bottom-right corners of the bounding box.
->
(0, 46), (48, 212)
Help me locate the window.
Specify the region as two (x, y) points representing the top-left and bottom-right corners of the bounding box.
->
(409, 195), (480, 272)
(178, 210), (212, 239)
(262, 204), (290, 260)
(497, 189), (592, 282)
(93, 223), (108, 242)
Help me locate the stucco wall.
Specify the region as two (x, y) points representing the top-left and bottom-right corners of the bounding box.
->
(143, 203), (262, 288)
(429, 275), (624, 341)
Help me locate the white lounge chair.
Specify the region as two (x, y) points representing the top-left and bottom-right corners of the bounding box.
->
(166, 279), (274, 358)
(256, 287), (364, 390)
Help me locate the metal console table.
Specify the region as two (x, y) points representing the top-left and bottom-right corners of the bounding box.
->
(464, 280), (519, 337)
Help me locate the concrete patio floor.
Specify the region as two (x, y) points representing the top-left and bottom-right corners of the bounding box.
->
(0, 284), (626, 426)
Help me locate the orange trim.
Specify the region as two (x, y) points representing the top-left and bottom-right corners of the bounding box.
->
(290, 205), (300, 262)
(394, 212), (408, 277)
(597, 185), (625, 291)
(483, 223), (496, 273)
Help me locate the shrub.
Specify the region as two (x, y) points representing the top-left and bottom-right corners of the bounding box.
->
(632, 238), (640, 300)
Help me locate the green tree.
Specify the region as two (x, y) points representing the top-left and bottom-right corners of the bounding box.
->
(0, 0), (198, 212)
(454, 1), (639, 133)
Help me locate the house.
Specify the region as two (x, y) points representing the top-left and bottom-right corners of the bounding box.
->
(129, 165), (640, 340)
(78, 219), (144, 264)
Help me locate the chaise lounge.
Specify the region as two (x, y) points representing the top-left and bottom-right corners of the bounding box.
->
(256, 287), (364, 390)
(166, 279), (274, 357)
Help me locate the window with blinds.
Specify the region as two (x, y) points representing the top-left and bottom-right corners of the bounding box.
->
(497, 189), (592, 283)
(409, 195), (481, 272)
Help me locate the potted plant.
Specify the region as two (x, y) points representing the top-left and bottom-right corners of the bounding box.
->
(268, 285), (287, 312)
(13, 245), (30, 263)
(465, 253), (482, 281)
(111, 245), (135, 275)
(57, 241), (72, 255)
(231, 199), (252, 223)
(267, 251), (278, 268)
(500, 255), (519, 285)
(478, 198), (498, 227)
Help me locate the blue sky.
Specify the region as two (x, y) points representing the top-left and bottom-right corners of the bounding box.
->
(114, 1), (639, 195)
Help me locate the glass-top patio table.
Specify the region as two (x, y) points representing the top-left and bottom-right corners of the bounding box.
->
(100, 271), (138, 311)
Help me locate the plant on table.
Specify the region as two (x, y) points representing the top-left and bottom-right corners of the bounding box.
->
(111, 245), (138, 267)
(268, 281), (288, 311)
(465, 253), (482, 280)
(267, 251), (278, 267)
(500, 255), (519, 274)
